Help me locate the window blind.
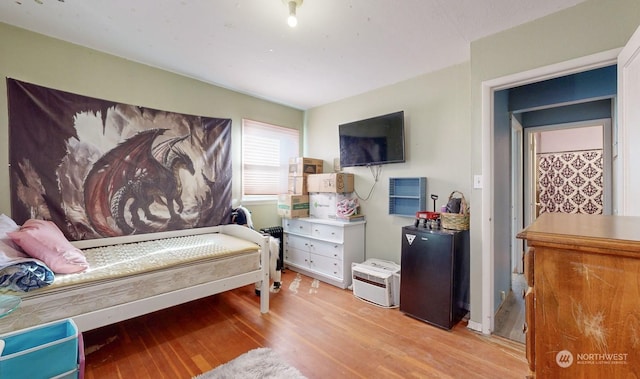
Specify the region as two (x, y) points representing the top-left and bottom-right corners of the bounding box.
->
(242, 119), (299, 196)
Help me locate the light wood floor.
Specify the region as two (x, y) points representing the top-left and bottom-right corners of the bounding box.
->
(493, 274), (526, 344)
(83, 270), (529, 378)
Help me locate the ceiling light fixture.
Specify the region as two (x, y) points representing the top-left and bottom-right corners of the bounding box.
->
(283, 0), (303, 28)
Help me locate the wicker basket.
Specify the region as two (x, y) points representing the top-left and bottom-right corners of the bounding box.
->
(440, 191), (470, 230)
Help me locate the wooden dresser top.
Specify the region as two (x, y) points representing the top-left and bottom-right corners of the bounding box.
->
(516, 212), (640, 256)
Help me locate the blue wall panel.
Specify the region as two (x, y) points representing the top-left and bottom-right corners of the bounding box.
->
(508, 65), (616, 112)
(520, 98), (612, 127)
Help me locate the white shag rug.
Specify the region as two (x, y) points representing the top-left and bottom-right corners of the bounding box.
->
(193, 347), (307, 379)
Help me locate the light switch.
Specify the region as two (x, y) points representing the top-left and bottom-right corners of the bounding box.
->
(474, 175), (483, 189)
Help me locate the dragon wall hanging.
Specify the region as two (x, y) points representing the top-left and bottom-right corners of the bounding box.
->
(7, 79), (232, 240)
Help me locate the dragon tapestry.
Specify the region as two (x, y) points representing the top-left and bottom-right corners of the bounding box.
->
(7, 79), (232, 240)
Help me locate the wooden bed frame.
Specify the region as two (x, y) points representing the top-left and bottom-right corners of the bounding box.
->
(0, 224), (270, 333)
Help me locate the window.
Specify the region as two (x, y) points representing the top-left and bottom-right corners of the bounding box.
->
(242, 119), (299, 198)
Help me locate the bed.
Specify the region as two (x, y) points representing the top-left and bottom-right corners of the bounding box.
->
(0, 224), (270, 334)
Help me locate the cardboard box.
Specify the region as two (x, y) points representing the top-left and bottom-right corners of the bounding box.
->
(277, 194), (310, 218)
(309, 192), (356, 219)
(0, 319), (79, 379)
(289, 157), (323, 176)
(288, 176), (307, 195)
(307, 173), (354, 193)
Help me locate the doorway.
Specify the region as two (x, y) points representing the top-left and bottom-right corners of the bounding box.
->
(515, 119), (612, 274)
(478, 49), (621, 337)
(494, 118), (612, 343)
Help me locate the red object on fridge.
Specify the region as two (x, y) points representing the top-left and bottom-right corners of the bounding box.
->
(416, 211), (440, 220)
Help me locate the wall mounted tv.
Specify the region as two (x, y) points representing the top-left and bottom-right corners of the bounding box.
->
(339, 110), (405, 167)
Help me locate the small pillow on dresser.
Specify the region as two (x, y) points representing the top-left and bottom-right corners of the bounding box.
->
(8, 219), (89, 274)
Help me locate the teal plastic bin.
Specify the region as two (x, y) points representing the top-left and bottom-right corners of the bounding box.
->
(0, 319), (79, 379)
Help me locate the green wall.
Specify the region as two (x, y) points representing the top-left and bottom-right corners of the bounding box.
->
(305, 62), (472, 265)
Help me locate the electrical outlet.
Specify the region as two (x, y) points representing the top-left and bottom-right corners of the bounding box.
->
(500, 290), (506, 301)
(474, 174), (483, 189)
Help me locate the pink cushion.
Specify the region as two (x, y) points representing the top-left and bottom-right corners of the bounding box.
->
(8, 219), (89, 274)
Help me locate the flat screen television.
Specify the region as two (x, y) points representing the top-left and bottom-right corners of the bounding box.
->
(339, 111), (405, 167)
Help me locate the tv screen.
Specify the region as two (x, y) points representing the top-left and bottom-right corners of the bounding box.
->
(339, 111), (405, 167)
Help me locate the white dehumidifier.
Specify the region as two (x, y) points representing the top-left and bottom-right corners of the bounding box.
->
(352, 259), (400, 307)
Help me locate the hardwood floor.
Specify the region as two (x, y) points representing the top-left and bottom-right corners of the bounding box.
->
(83, 270), (528, 378)
(493, 274), (526, 344)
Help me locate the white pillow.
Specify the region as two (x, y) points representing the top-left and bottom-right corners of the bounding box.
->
(0, 214), (30, 268)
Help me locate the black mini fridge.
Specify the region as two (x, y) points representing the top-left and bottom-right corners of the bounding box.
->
(399, 225), (470, 330)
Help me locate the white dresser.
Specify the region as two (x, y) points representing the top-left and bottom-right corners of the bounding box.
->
(282, 217), (365, 289)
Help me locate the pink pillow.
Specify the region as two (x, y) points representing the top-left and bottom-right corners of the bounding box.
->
(8, 219), (89, 274)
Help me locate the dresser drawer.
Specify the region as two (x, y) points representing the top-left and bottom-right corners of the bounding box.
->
(285, 234), (344, 260)
(285, 234), (313, 252)
(283, 219), (311, 235)
(284, 247), (309, 267)
(309, 254), (343, 279)
(308, 239), (344, 260)
(524, 287), (535, 373)
(310, 223), (343, 242)
(524, 247), (534, 287)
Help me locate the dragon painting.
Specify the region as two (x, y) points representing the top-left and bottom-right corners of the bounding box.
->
(8, 80), (233, 240)
(83, 128), (195, 237)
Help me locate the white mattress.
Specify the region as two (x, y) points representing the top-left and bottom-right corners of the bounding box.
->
(41, 232), (259, 292)
(0, 232), (261, 332)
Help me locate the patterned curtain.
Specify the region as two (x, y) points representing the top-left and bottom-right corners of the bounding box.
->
(537, 149), (604, 215)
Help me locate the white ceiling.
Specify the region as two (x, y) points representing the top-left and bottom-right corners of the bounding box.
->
(0, 0), (587, 110)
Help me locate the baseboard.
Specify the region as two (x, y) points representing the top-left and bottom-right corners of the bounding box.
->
(467, 320), (483, 333)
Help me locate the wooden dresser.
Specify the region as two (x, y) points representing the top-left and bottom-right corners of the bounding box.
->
(516, 213), (640, 378)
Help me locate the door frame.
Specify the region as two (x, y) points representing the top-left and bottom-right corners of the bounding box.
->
(510, 116), (524, 274)
(618, 25), (640, 216)
(479, 48), (620, 335)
